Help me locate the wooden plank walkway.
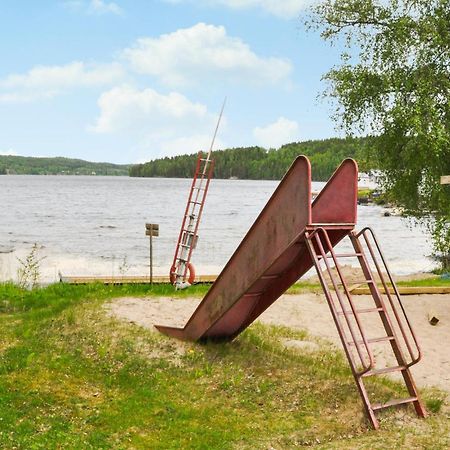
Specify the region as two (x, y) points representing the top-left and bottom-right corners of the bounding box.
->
(349, 285), (450, 295)
(59, 274), (449, 294)
(59, 274), (217, 285)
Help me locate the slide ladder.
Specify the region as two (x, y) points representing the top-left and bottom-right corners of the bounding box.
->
(158, 155), (426, 428)
(305, 227), (426, 429)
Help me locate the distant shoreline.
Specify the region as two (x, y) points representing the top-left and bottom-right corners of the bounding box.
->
(0, 154), (130, 176)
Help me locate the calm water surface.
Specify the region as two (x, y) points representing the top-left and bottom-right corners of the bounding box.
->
(0, 175), (435, 283)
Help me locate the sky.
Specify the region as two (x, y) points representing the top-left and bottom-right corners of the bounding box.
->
(0, 0), (344, 164)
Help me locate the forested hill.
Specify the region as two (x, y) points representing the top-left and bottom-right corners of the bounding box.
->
(0, 155), (129, 176)
(129, 137), (374, 181)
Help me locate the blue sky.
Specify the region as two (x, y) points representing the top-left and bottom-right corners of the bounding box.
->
(0, 0), (343, 164)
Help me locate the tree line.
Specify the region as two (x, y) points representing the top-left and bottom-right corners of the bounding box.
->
(308, 0), (449, 267)
(0, 155), (130, 176)
(129, 137), (375, 181)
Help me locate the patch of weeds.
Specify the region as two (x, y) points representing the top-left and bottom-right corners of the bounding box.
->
(65, 308), (76, 326)
(426, 397), (444, 413)
(118, 255), (131, 277)
(16, 243), (45, 289)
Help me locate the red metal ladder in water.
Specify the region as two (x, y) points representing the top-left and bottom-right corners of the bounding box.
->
(170, 98), (226, 289)
(305, 226), (427, 429)
(170, 153), (215, 288)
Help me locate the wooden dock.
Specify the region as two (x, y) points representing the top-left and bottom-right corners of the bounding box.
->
(349, 285), (450, 295)
(59, 274), (449, 294)
(59, 274), (217, 285)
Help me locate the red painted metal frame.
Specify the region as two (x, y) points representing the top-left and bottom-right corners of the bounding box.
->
(157, 155), (427, 429)
(182, 157), (215, 280)
(170, 152), (215, 283)
(355, 227), (422, 366)
(157, 156), (357, 340)
(304, 226), (426, 428)
(306, 227), (375, 375)
(170, 154), (201, 280)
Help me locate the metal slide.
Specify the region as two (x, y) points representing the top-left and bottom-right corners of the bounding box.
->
(156, 155), (426, 429)
(156, 155), (356, 340)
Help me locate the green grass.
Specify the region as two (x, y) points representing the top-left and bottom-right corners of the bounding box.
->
(357, 188), (374, 198)
(286, 281), (322, 294)
(284, 276), (450, 295)
(396, 277), (450, 287)
(0, 283), (448, 449)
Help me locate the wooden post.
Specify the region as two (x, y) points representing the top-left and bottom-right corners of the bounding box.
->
(150, 233), (152, 283)
(440, 175), (450, 185)
(145, 224), (159, 284)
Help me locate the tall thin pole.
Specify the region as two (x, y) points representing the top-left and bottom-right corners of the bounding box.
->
(206, 97), (226, 162)
(150, 234), (153, 284)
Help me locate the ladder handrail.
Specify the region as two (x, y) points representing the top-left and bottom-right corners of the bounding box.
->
(306, 228), (374, 375)
(306, 226), (426, 429)
(354, 227), (422, 366)
(350, 233), (410, 367)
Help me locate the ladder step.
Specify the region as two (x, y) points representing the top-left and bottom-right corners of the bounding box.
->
(337, 307), (383, 316)
(323, 253), (363, 258)
(309, 223), (355, 227)
(190, 201), (202, 205)
(193, 186), (205, 191)
(347, 280), (375, 284)
(319, 280), (375, 291)
(332, 279), (375, 289)
(362, 365), (406, 377)
(372, 396), (418, 411)
(348, 336), (394, 346)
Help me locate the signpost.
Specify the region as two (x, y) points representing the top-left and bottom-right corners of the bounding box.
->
(145, 223), (159, 284)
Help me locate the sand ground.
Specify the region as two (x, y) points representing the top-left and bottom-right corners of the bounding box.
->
(107, 291), (450, 397)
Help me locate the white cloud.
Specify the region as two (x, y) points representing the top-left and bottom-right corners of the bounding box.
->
(90, 85), (225, 158)
(122, 23), (292, 87)
(163, 0), (310, 19)
(90, 85), (209, 133)
(0, 62), (125, 103)
(64, 0), (123, 15)
(253, 116), (299, 148)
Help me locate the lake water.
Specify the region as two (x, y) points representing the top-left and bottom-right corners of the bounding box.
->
(0, 175), (436, 283)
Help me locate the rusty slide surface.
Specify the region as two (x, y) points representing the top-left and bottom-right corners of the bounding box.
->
(156, 156), (358, 341)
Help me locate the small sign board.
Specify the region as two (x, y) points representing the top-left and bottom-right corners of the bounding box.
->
(146, 223), (159, 237)
(440, 175), (450, 185)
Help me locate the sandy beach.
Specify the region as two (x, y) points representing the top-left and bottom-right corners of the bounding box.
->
(107, 290), (450, 397)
